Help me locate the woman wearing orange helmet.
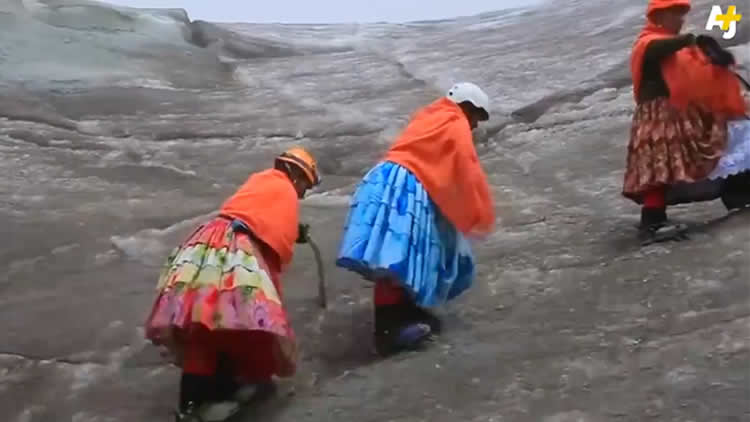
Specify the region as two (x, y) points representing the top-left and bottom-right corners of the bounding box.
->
(144, 147), (319, 421)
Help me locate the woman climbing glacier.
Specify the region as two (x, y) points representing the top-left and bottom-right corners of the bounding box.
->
(144, 148), (320, 421)
(336, 82), (496, 356)
(624, 0), (750, 245)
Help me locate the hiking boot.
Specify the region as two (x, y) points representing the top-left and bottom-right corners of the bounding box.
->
(639, 223), (689, 245)
(403, 303), (442, 335)
(375, 322), (432, 356)
(374, 304), (432, 356)
(639, 207), (688, 245)
(174, 402), (203, 422)
(721, 194), (750, 211)
(198, 401), (241, 422)
(720, 171), (750, 211)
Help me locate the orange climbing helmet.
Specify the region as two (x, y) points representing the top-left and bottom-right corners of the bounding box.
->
(275, 147), (321, 186)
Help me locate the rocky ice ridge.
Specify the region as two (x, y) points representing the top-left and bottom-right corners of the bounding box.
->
(1, 0), (749, 421)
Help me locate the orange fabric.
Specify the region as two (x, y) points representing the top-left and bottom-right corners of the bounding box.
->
(646, 0), (690, 17)
(383, 97), (495, 236)
(219, 168), (299, 267)
(631, 21), (746, 118)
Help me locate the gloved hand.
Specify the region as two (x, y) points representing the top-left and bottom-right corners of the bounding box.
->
(696, 34), (735, 67)
(296, 223), (310, 244)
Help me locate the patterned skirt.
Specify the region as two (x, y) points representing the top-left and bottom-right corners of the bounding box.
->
(622, 97), (728, 203)
(144, 217), (297, 378)
(335, 161), (475, 308)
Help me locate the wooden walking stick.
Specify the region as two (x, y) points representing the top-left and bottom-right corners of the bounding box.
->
(306, 232), (327, 309)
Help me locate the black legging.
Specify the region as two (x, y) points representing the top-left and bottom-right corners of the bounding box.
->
(179, 354), (239, 412)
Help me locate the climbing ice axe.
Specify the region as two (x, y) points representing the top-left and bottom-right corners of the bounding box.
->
(735, 72), (750, 90)
(305, 233), (327, 309)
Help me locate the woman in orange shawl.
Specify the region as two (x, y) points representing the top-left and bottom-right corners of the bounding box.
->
(144, 148), (320, 421)
(624, 0), (749, 244)
(336, 82), (495, 356)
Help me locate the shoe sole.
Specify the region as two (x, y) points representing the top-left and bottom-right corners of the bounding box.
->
(639, 224), (690, 246)
(198, 402), (241, 422)
(375, 324), (432, 356)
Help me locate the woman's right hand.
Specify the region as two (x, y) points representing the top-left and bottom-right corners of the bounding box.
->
(296, 223), (310, 244)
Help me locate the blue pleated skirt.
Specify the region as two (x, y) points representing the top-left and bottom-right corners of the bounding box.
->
(709, 118), (750, 180)
(335, 161), (475, 307)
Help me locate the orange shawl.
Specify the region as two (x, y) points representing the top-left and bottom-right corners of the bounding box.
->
(219, 168), (299, 267)
(631, 21), (746, 118)
(384, 97), (495, 236)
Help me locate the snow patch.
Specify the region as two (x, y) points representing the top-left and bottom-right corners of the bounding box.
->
(110, 212), (214, 265)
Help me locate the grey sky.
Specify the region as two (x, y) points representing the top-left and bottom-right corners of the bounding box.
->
(105, 0), (537, 23)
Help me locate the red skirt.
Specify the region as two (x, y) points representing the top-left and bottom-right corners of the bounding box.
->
(622, 97), (728, 203)
(144, 217), (297, 379)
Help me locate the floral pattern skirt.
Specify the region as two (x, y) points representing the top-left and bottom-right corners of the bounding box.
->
(622, 97), (728, 204)
(144, 216), (297, 378)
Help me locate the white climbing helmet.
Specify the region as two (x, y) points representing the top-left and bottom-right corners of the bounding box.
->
(446, 82), (490, 119)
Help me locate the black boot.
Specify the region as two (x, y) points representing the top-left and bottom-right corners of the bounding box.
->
(374, 304), (400, 356)
(639, 207), (688, 245)
(213, 354), (239, 402)
(639, 207), (666, 229)
(176, 373), (212, 421)
(374, 304), (431, 357)
(401, 302), (442, 335)
(720, 171), (750, 211)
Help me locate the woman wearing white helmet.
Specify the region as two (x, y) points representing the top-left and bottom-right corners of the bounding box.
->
(336, 82), (496, 356)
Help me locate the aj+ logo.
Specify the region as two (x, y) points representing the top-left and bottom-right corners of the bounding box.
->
(705, 5), (742, 40)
